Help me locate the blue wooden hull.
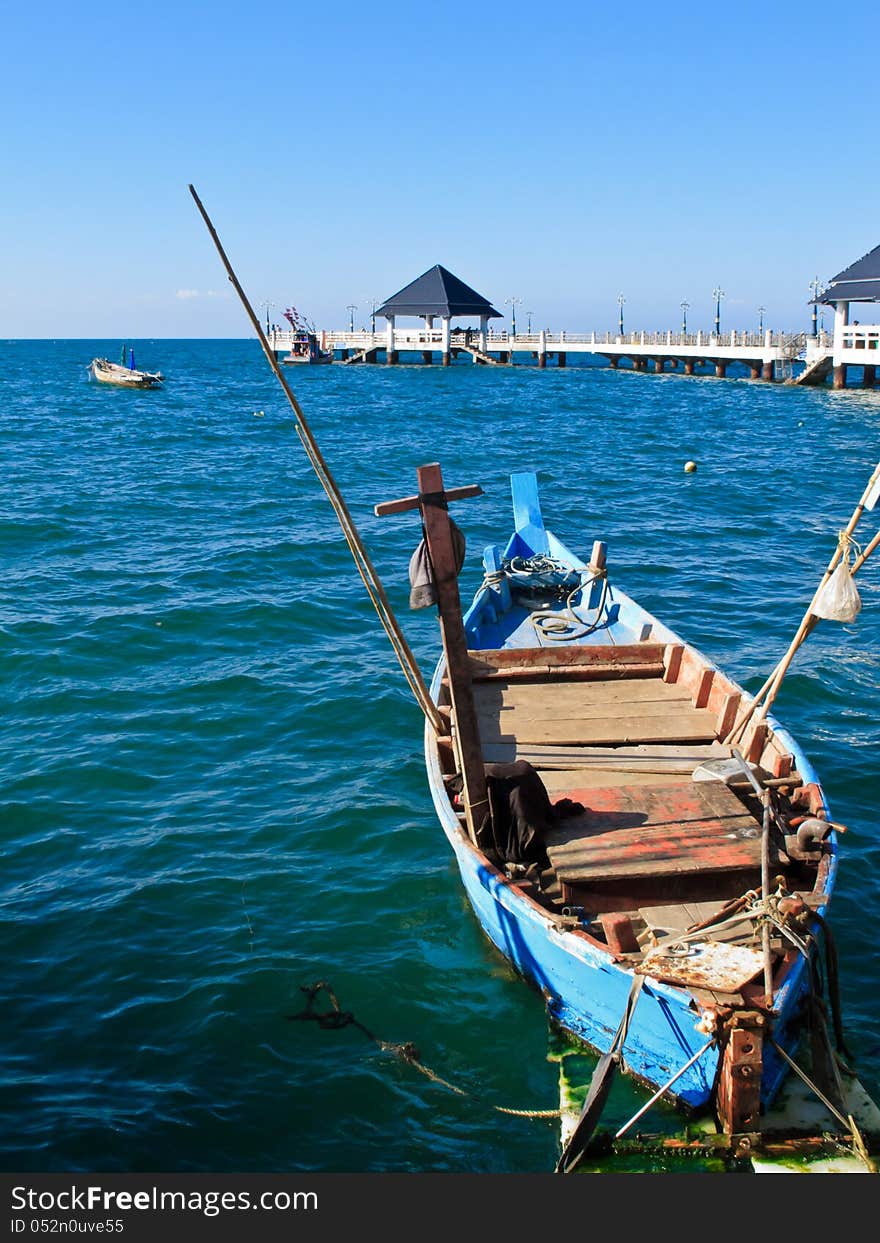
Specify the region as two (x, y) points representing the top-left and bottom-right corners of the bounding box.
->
(425, 472), (838, 1115)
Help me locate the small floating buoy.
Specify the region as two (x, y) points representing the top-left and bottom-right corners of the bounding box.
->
(253, 410), (264, 417)
(684, 460), (697, 473)
(798, 421), (804, 427)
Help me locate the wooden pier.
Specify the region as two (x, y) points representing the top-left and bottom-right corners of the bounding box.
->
(268, 326), (811, 382)
(264, 249), (880, 389)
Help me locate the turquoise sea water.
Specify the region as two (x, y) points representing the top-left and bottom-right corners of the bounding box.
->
(2, 339), (880, 1174)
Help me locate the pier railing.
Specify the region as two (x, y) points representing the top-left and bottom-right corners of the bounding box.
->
(265, 327), (833, 358)
(840, 325), (880, 351)
(268, 328), (805, 350)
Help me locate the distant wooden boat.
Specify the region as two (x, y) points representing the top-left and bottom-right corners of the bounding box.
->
(281, 331), (332, 366)
(279, 306), (332, 366)
(89, 357), (164, 389)
(410, 467), (876, 1167)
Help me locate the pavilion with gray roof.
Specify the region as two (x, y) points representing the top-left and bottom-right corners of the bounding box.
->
(814, 242), (880, 388)
(819, 243), (880, 309)
(375, 265), (501, 365)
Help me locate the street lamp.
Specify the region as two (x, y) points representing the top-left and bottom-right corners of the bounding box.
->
(809, 277), (823, 336)
(617, 293), (625, 337)
(261, 300), (275, 335)
(757, 305), (766, 334)
(346, 304), (357, 333)
(527, 310), (534, 333)
(369, 299), (379, 334)
(505, 296), (523, 336)
(680, 300), (689, 335)
(713, 286), (725, 337)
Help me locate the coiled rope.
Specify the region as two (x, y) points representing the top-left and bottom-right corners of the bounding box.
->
(289, 981), (559, 1119)
(480, 554), (610, 642)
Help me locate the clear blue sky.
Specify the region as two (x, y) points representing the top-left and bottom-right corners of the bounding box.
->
(2, 1), (876, 339)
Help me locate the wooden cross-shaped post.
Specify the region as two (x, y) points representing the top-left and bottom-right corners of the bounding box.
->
(375, 463), (488, 845)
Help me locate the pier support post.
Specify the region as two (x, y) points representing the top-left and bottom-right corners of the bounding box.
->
(654, 358), (664, 373)
(863, 365), (876, 389)
(538, 352), (547, 368)
(387, 350), (399, 366)
(609, 356), (618, 369)
(442, 352), (451, 367)
(749, 363), (761, 380)
(422, 351), (432, 365)
(833, 363), (847, 389)
(761, 361), (774, 381)
(684, 359), (695, 375)
(538, 328), (547, 369)
(715, 361), (727, 378)
(557, 352), (566, 368)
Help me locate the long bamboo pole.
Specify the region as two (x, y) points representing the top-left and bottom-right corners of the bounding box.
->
(188, 184), (443, 735)
(726, 459), (880, 743)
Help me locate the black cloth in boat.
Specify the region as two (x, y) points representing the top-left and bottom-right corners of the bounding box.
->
(484, 761), (584, 868)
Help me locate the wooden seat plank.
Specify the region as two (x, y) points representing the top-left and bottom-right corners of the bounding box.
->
(468, 643), (667, 674)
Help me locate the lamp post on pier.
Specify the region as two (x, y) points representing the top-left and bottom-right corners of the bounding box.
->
(680, 300), (689, 335)
(713, 286), (725, 338)
(809, 277), (822, 337)
(505, 296), (523, 337)
(346, 304), (357, 333)
(527, 310), (534, 333)
(617, 293), (625, 338)
(369, 299), (379, 334)
(758, 305), (766, 335)
(261, 300), (275, 335)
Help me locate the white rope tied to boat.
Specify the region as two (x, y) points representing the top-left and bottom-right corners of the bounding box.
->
(651, 885), (815, 961)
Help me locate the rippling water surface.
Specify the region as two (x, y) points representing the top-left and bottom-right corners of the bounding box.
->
(2, 339), (879, 1172)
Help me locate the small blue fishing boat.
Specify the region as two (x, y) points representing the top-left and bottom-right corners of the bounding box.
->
(414, 467), (863, 1164)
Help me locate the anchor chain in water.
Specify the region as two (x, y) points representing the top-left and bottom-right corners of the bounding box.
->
(288, 981), (560, 1119)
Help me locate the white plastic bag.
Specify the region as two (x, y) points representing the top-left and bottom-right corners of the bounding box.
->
(812, 559), (862, 623)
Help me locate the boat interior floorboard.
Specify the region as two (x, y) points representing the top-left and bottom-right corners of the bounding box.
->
(544, 780), (765, 884)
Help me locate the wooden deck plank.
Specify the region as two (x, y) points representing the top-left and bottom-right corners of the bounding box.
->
(485, 742), (731, 761)
(477, 698), (703, 725)
(539, 767), (692, 790)
(478, 711), (718, 747)
(481, 741), (731, 769)
(473, 678), (693, 709)
(545, 781), (762, 883)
